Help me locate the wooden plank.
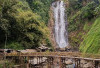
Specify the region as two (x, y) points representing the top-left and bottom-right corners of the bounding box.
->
(6, 52), (100, 61)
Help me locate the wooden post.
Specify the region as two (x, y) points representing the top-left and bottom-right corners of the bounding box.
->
(47, 57), (51, 68)
(49, 57), (51, 68)
(59, 57), (62, 68)
(33, 57), (34, 66)
(75, 59), (77, 68)
(50, 57), (51, 65)
(39, 56), (41, 68)
(63, 58), (66, 68)
(39, 57), (40, 64)
(47, 57), (49, 68)
(37, 56), (39, 64)
(20, 57), (22, 68)
(77, 59), (80, 68)
(61, 58), (64, 68)
(51, 57), (54, 65)
(53, 57), (55, 68)
(75, 59), (78, 68)
(77, 59), (79, 68)
(79, 59), (80, 68)
(95, 61), (99, 68)
(23, 57), (25, 68)
(26, 56), (29, 68)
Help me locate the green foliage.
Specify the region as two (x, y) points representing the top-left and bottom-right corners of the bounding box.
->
(0, 64), (3, 68)
(68, 1), (99, 32)
(0, 0), (52, 49)
(0, 60), (14, 68)
(69, 0), (82, 10)
(93, 0), (99, 4)
(83, 22), (91, 31)
(26, 0), (54, 24)
(80, 18), (100, 54)
(69, 33), (82, 47)
(67, 0), (100, 54)
(5, 61), (14, 68)
(81, 2), (96, 19)
(6, 42), (24, 50)
(94, 5), (100, 16)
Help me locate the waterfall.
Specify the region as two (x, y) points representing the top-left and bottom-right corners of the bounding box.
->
(52, 1), (69, 48)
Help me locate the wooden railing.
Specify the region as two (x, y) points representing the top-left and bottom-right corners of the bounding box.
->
(0, 52), (100, 68)
(6, 52), (100, 59)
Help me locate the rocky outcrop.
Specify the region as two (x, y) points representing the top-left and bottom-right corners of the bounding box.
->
(65, 59), (73, 65)
(80, 60), (94, 68)
(48, 7), (57, 50)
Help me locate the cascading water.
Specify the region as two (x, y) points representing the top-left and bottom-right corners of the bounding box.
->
(52, 1), (69, 48)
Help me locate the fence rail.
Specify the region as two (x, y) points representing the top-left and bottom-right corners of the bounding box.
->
(0, 52), (100, 68)
(6, 52), (100, 59)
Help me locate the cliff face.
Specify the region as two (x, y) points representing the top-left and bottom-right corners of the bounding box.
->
(48, 1), (69, 49)
(48, 7), (57, 49)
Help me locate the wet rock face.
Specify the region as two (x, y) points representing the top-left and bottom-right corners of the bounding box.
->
(48, 7), (57, 49)
(55, 46), (73, 52)
(65, 59), (73, 65)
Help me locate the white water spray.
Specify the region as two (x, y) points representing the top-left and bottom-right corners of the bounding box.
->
(52, 1), (69, 48)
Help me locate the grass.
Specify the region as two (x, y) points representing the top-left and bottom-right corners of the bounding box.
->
(80, 17), (100, 54)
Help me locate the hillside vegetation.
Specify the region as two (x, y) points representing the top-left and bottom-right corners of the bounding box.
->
(67, 0), (100, 54)
(80, 18), (100, 54)
(0, 0), (54, 49)
(0, 0), (100, 54)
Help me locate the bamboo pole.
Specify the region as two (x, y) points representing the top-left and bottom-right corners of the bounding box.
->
(26, 56), (29, 68)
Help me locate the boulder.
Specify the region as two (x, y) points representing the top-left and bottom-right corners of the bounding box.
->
(65, 60), (73, 65)
(83, 62), (93, 68)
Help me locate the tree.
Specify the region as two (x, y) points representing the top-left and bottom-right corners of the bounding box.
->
(0, 0), (52, 49)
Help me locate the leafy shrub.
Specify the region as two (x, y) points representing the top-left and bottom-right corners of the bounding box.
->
(68, 1), (99, 32)
(81, 2), (96, 19)
(0, 64), (3, 68)
(26, 0), (54, 24)
(80, 18), (100, 54)
(94, 5), (100, 16)
(7, 42), (24, 50)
